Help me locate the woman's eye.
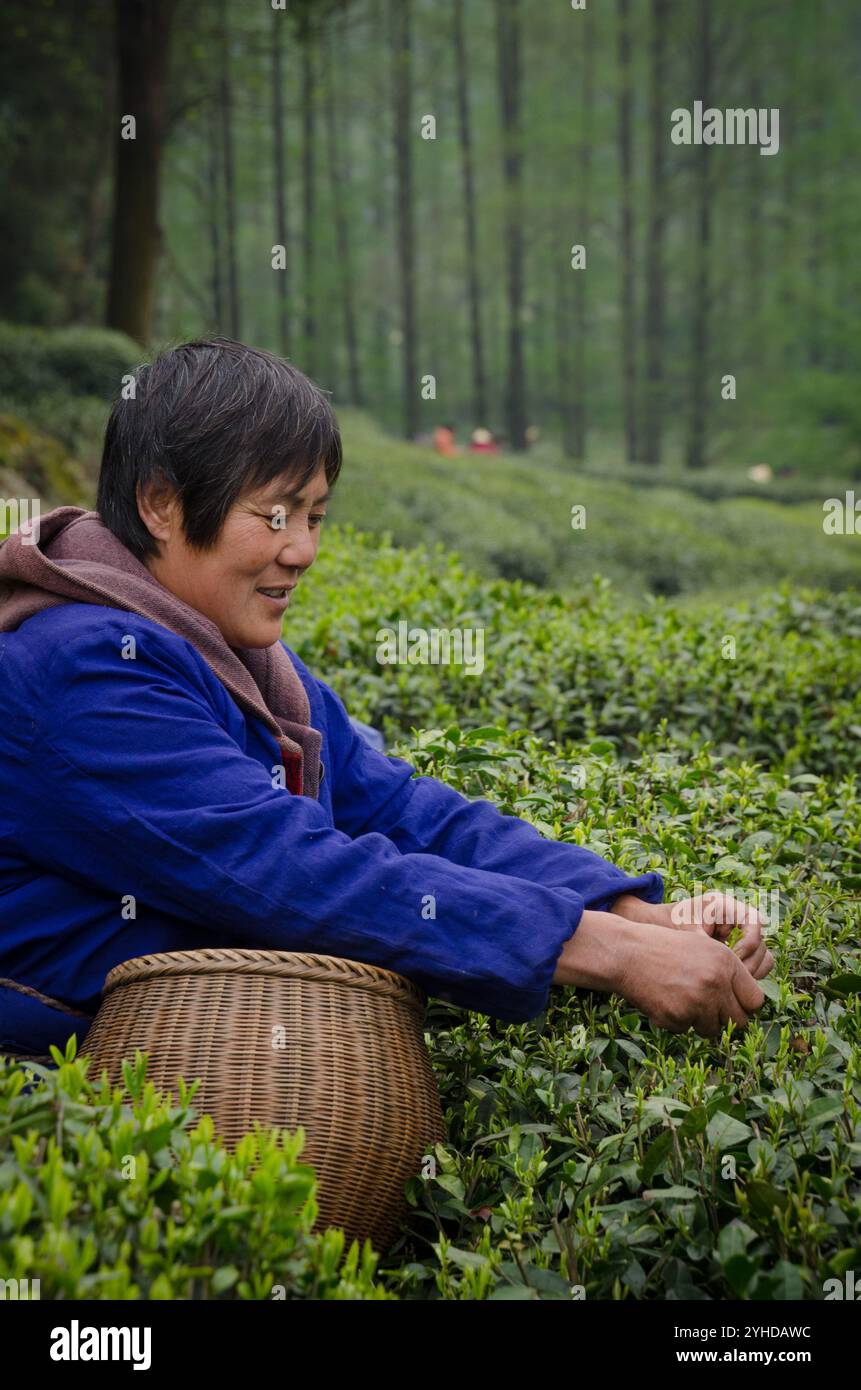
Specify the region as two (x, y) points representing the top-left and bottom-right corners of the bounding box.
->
(262, 512), (326, 530)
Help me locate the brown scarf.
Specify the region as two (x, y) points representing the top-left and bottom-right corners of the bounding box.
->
(0, 507), (322, 797)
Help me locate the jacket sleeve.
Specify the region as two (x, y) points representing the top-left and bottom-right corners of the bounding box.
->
(25, 624), (586, 1023)
(315, 676), (665, 914)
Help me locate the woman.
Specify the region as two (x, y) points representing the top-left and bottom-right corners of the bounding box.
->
(433, 423), (459, 457)
(469, 427), (499, 455)
(0, 339), (772, 1055)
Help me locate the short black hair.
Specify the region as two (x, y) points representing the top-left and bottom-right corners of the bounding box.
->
(97, 337), (342, 560)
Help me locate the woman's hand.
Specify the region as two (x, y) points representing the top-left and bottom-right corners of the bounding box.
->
(617, 920), (767, 1038)
(552, 911), (767, 1039)
(610, 890), (775, 981)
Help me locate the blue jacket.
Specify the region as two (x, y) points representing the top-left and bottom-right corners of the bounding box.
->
(0, 604), (663, 1052)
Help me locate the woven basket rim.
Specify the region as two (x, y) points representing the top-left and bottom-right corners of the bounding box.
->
(100, 948), (428, 1012)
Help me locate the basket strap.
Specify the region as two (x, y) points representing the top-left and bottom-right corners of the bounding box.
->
(0, 977), (93, 1018)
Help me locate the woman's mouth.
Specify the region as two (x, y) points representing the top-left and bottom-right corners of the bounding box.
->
(257, 585), (295, 611)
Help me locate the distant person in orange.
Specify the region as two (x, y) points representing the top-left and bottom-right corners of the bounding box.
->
(433, 423), (459, 457)
(469, 427), (499, 456)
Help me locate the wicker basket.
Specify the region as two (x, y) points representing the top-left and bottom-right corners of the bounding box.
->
(82, 948), (446, 1253)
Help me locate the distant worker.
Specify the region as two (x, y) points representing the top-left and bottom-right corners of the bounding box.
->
(747, 463), (773, 484)
(469, 428), (499, 456)
(433, 423), (459, 457)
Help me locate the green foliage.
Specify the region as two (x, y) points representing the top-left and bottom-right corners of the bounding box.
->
(0, 414), (87, 506)
(0, 321), (139, 486)
(4, 393), (112, 468)
(574, 459), (861, 506)
(795, 370), (861, 451)
(373, 730), (861, 1300)
(288, 523), (861, 777)
(326, 409), (860, 598)
(0, 322), (139, 405)
(0, 1045), (391, 1300)
(290, 525), (860, 1299)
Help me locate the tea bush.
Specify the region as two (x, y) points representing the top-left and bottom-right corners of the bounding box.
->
(574, 461), (860, 507)
(288, 524), (861, 778)
(0, 414), (88, 506)
(328, 407), (860, 597)
(0, 322), (139, 405)
(0, 321), (138, 473)
(376, 728), (861, 1300)
(0, 1045), (391, 1300)
(0, 688), (857, 1301)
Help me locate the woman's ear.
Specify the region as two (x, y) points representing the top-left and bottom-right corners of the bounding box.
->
(136, 477), (180, 547)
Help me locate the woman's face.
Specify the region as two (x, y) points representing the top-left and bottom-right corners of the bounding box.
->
(142, 462), (331, 649)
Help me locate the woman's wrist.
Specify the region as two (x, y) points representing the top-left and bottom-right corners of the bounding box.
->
(552, 910), (650, 993)
(607, 891), (664, 926)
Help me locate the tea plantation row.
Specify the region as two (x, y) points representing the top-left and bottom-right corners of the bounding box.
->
(289, 523), (861, 779)
(383, 730), (861, 1299)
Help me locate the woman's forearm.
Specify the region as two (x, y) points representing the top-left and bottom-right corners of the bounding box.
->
(552, 910), (647, 993)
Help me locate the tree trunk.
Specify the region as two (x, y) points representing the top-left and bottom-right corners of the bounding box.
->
(300, 12), (317, 376)
(390, 0), (418, 439)
(218, 0), (240, 339)
(617, 0), (638, 464)
(686, 0), (712, 469)
(642, 0), (668, 466)
(368, 0), (390, 408)
(554, 235), (574, 458)
(74, 140), (112, 324)
(779, 69), (796, 351)
(746, 74), (763, 331)
(324, 22), (363, 404)
(806, 134), (825, 369)
(207, 101), (223, 329)
(571, 5), (594, 463)
(106, 0), (174, 343)
(453, 0), (488, 427)
(272, 6), (290, 357)
(494, 0), (527, 452)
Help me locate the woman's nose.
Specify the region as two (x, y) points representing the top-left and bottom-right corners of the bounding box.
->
(278, 527), (317, 570)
